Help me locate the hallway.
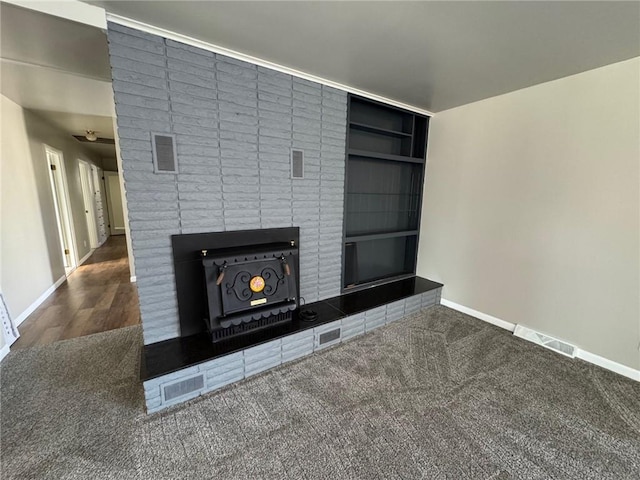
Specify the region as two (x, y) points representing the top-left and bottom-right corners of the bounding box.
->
(12, 236), (140, 349)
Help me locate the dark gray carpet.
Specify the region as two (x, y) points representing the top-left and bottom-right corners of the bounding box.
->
(1, 306), (639, 479)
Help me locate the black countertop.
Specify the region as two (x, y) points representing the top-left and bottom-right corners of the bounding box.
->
(141, 276), (442, 381)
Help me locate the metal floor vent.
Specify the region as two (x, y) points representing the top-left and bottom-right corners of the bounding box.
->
(319, 328), (341, 345)
(513, 325), (577, 358)
(162, 374), (204, 402)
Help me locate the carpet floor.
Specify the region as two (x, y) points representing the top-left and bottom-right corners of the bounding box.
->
(1, 306), (639, 479)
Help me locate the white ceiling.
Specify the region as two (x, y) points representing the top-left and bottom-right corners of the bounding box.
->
(0, 2), (116, 160)
(1, 1), (111, 80)
(30, 110), (116, 158)
(0, 59), (115, 117)
(2, 1), (637, 120)
(88, 1), (640, 112)
(32, 110), (115, 136)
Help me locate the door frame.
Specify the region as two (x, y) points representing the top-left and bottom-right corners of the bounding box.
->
(45, 145), (78, 275)
(78, 159), (99, 249)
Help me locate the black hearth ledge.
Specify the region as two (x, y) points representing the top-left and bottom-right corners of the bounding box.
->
(141, 276), (443, 381)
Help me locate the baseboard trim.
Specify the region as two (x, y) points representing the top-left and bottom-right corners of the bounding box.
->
(0, 344), (10, 363)
(130, 276), (137, 283)
(441, 298), (639, 382)
(441, 299), (516, 332)
(576, 349), (640, 382)
(14, 275), (66, 327)
(78, 249), (94, 267)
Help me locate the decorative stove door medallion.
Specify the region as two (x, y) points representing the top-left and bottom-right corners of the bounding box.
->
(249, 275), (265, 293)
(249, 275), (266, 306)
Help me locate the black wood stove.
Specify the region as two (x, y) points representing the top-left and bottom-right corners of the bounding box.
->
(202, 242), (299, 342)
(171, 228), (300, 342)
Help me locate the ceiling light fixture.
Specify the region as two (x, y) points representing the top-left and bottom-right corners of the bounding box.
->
(85, 130), (98, 142)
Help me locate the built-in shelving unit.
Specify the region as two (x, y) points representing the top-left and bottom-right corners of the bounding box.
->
(342, 95), (430, 291)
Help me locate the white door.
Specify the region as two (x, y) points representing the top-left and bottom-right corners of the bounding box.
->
(45, 146), (77, 274)
(104, 171), (125, 236)
(78, 160), (99, 249)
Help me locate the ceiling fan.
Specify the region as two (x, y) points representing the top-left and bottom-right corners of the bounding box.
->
(72, 130), (115, 145)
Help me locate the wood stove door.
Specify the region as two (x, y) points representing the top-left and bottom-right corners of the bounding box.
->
(219, 257), (292, 316)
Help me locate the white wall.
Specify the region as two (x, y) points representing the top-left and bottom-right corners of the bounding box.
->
(417, 58), (640, 370)
(101, 157), (118, 171)
(0, 95), (104, 322)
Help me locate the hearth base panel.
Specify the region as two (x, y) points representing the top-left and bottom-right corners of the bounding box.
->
(142, 288), (441, 414)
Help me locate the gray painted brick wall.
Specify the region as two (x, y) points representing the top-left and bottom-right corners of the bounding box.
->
(107, 23), (347, 344)
(281, 329), (314, 364)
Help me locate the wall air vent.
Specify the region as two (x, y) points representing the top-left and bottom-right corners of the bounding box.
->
(161, 373), (204, 402)
(513, 325), (577, 358)
(319, 328), (341, 345)
(291, 149), (304, 179)
(152, 133), (178, 174)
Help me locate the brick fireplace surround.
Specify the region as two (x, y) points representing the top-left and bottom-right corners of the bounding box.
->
(108, 23), (442, 413)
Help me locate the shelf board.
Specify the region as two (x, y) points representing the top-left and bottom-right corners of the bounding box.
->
(348, 149), (424, 164)
(343, 272), (416, 293)
(347, 192), (419, 197)
(349, 121), (412, 138)
(345, 230), (419, 243)
(347, 210), (418, 215)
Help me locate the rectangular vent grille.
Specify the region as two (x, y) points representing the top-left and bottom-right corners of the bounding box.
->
(162, 374), (204, 402)
(152, 133), (178, 174)
(291, 149), (304, 179)
(513, 325), (577, 358)
(319, 328), (341, 345)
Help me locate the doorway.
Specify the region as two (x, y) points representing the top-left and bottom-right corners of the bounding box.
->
(104, 171), (125, 236)
(2, 3), (139, 351)
(45, 146), (77, 275)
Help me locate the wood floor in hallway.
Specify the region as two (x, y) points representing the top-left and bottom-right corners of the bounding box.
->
(11, 236), (140, 349)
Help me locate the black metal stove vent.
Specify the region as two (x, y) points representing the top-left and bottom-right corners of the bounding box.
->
(210, 311), (292, 341)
